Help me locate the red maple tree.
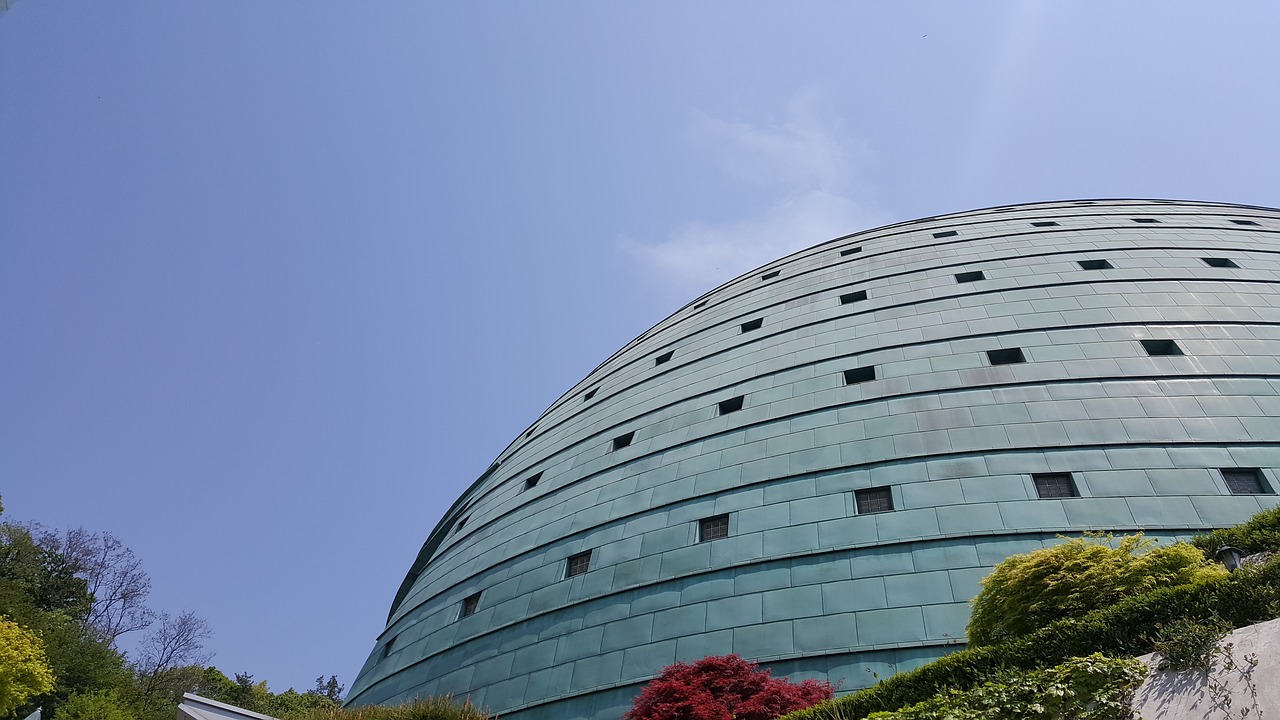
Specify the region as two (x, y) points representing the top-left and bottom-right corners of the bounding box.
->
(624, 654), (834, 720)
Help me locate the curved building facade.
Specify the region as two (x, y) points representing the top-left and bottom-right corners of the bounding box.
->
(348, 199), (1280, 720)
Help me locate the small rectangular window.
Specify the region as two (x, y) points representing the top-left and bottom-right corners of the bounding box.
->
(933, 230), (958, 239)
(840, 290), (868, 305)
(655, 350), (674, 366)
(566, 550), (592, 578)
(1141, 339), (1183, 356)
(840, 246), (862, 257)
(1078, 259), (1113, 270)
(584, 388), (598, 401)
(844, 366), (876, 384)
(612, 431), (635, 451)
(1031, 221), (1059, 228)
(1202, 257), (1239, 268)
(524, 472), (543, 491)
(1132, 218), (1161, 224)
(461, 592), (481, 618)
(855, 487), (894, 514)
(693, 300), (708, 309)
(718, 395), (745, 415)
(1033, 473), (1078, 499)
(955, 270), (985, 283)
(1230, 219), (1260, 226)
(1222, 469), (1270, 495)
(740, 318), (763, 333)
(699, 514), (730, 542)
(987, 348), (1026, 366)
(761, 270), (780, 281)
(381, 636), (396, 659)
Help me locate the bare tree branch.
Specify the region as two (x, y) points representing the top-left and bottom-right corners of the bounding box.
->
(136, 610), (213, 697)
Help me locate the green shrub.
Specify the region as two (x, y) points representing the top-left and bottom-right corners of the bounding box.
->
(300, 697), (492, 720)
(967, 533), (1224, 646)
(860, 655), (1146, 720)
(1192, 504), (1280, 556)
(783, 555), (1280, 720)
(58, 690), (138, 720)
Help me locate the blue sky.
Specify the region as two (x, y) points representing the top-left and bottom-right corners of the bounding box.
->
(2, 2), (1278, 695)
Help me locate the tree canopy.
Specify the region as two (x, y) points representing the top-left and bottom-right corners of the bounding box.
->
(0, 616), (57, 716)
(966, 532), (1225, 646)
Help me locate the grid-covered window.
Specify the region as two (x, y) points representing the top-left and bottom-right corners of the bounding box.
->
(566, 550), (592, 578)
(855, 487), (893, 514)
(1078, 259), (1113, 270)
(461, 593), (481, 618)
(1222, 469), (1269, 495)
(718, 395), (745, 415)
(1141, 339), (1183, 356)
(840, 290), (868, 305)
(987, 348), (1026, 366)
(1033, 473), (1078, 499)
(699, 514), (730, 542)
(741, 318), (764, 332)
(612, 431), (635, 451)
(955, 270), (985, 283)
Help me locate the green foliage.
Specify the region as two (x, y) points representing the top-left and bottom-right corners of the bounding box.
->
(58, 690), (138, 720)
(189, 668), (344, 720)
(0, 616), (57, 716)
(858, 655), (1146, 720)
(296, 697), (492, 720)
(1192, 504), (1280, 556)
(1151, 617), (1231, 672)
(967, 533), (1224, 646)
(784, 552), (1280, 720)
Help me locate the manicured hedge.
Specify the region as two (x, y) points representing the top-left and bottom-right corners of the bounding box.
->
(783, 558), (1280, 720)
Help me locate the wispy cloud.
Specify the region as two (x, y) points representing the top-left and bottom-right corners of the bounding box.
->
(620, 89), (886, 299)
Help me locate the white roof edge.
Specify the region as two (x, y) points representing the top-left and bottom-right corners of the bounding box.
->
(179, 693), (280, 720)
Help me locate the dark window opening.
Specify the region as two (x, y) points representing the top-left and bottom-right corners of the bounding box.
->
(524, 472), (543, 491)
(455, 516), (468, 532)
(761, 270), (780, 281)
(840, 290), (868, 305)
(584, 388), (598, 401)
(844, 366), (876, 385)
(694, 300), (708, 309)
(525, 426), (537, 438)
(718, 395), (745, 415)
(1203, 257), (1239, 268)
(1141, 339), (1183, 356)
(612, 431), (635, 451)
(955, 270), (985, 283)
(699, 514), (730, 542)
(381, 636), (396, 659)
(1223, 469), (1270, 495)
(566, 550), (592, 577)
(840, 246), (863, 256)
(855, 487), (894, 514)
(933, 230), (958, 238)
(741, 318), (763, 333)
(655, 350), (674, 366)
(1033, 473), (1078, 498)
(987, 348), (1026, 366)
(461, 593), (481, 618)
(1132, 218), (1161, 224)
(1031, 221), (1059, 227)
(1230, 219), (1260, 226)
(1078, 259), (1113, 270)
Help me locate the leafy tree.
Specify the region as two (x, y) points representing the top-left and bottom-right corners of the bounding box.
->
(58, 689), (138, 720)
(967, 532), (1226, 646)
(307, 675), (345, 704)
(0, 616), (57, 716)
(1192, 504), (1280, 556)
(624, 654), (832, 720)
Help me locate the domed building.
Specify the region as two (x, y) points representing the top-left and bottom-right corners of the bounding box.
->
(347, 199), (1280, 720)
